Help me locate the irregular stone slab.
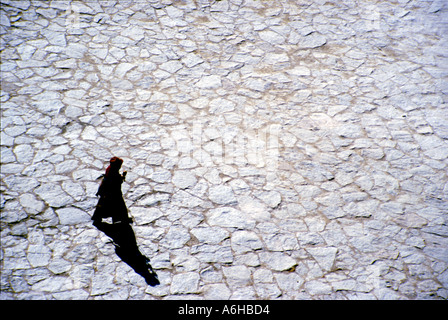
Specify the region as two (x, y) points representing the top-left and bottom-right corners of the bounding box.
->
(202, 283), (232, 300)
(195, 75), (222, 89)
(307, 247), (338, 271)
(191, 227), (229, 244)
(207, 207), (255, 229)
(61, 181), (85, 201)
(52, 289), (90, 300)
(159, 60), (183, 73)
(129, 207), (163, 225)
(300, 32), (327, 48)
(254, 190), (281, 208)
(35, 184), (73, 208)
(55, 58), (77, 69)
(395, 213), (427, 228)
(160, 226), (190, 249)
(48, 259), (72, 274)
(262, 232), (299, 251)
(208, 185), (237, 205)
(305, 280), (332, 295)
(182, 53), (203, 67)
(238, 196), (270, 222)
(13, 144), (33, 164)
(19, 193), (45, 214)
(56, 207), (91, 225)
(425, 108), (448, 139)
(259, 252), (297, 271)
(170, 272), (200, 294)
(171, 190), (205, 208)
(55, 160), (79, 174)
(149, 169), (172, 183)
(332, 279), (357, 292)
(287, 66), (311, 76)
(115, 62), (136, 77)
(27, 244), (52, 267)
(259, 30), (285, 45)
(42, 30), (66, 46)
(7, 0), (31, 10)
(189, 97), (209, 109)
(275, 273), (304, 292)
(90, 48), (108, 60)
(223, 265), (251, 288)
(209, 98), (235, 114)
(30, 100), (64, 116)
(32, 276), (74, 293)
(264, 53), (289, 65)
(90, 274), (116, 296)
(254, 282), (282, 299)
(172, 170), (197, 189)
(231, 230), (263, 254)
(191, 243), (233, 263)
(423, 247), (448, 264)
(65, 43), (88, 58)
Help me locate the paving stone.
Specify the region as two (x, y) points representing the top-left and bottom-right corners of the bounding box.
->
(195, 75), (222, 89)
(27, 244), (52, 268)
(172, 170), (197, 189)
(160, 226), (190, 249)
(207, 207), (255, 229)
(32, 276), (74, 293)
(254, 190), (282, 208)
(305, 280), (332, 296)
(19, 193), (45, 214)
(191, 243), (233, 264)
(48, 259), (72, 275)
(190, 227), (229, 245)
(306, 247), (338, 272)
(259, 252), (297, 272)
(170, 272), (200, 294)
(55, 207), (91, 225)
(223, 265), (252, 288)
(300, 32), (327, 48)
(129, 207), (163, 226)
(34, 184), (73, 208)
(208, 185), (237, 205)
(202, 283), (232, 300)
(231, 230), (263, 254)
(275, 273), (304, 292)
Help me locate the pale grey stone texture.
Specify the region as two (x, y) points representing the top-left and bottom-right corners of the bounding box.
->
(1, 0), (447, 301)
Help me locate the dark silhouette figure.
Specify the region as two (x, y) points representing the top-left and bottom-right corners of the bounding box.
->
(92, 157), (159, 286)
(92, 157), (129, 224)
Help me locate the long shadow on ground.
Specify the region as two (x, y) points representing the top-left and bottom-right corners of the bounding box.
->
(93, 219), (160, 286)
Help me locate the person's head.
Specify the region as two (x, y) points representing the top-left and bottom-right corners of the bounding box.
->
(109, 156), (123, 169)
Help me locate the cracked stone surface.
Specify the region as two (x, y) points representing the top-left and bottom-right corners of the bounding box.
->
(1, 0), (448, 300)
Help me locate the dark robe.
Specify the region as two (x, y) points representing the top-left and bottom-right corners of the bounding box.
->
(92, 166), (129, 223)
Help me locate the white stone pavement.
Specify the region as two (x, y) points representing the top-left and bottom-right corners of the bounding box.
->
(1, 0), (448, 300)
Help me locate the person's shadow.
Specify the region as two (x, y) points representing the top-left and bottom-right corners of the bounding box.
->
(93, 219), (160, 286)
(92, 157), (159, 286)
